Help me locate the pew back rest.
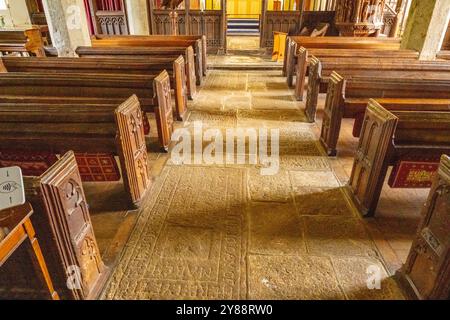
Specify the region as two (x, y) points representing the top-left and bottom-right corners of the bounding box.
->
(0, 72), (159, 111)
(393, 111), (450, 146)
(0, 56), (178, 73)
(344, 77), (450, 99)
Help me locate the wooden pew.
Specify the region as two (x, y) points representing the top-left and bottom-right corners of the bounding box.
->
(0, 72), (174, 151)
(396, 154), (450, 300)
(304, 56), (450, 121)
(0, 152), (108, 300)
(0, 56), (188, 121)
(319, 72), (450, 156)
(0, 28), (46, 57)
(92, 34), (207, 77)
(0, 95), (151, 208)
(346, 100), (450, 217)
(90, 34), (207, 85)
(284, 36), (403, 86)
(76, 46), (197, 99)
(292, 49), (420, 96)
(437, 50), (450, 60)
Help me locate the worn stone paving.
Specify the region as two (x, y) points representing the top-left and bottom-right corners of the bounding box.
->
(102, 69), (405, 300)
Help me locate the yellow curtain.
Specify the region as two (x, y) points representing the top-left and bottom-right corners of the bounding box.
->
(227, 0), (262, 18)
(267, 0), (299, 11)
(205, 0), (221, 10)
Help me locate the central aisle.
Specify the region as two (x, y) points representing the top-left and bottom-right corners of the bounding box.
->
(102, 69), (405, 300)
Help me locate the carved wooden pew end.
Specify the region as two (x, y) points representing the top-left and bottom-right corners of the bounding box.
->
(395, 155), (450, 300)
(347, 100), (450, 217)
(19, 151), (110, 300)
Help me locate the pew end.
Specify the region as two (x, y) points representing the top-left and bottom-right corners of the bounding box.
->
(319, 72), (346, 157)
(19, 151), (110, 300)
(305, 55), (322, 122)
(294, 47), (308, 101)
(154, 70), (175, 153)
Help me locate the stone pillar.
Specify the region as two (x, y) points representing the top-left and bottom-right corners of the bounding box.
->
(125, 0), (150, 35)
(42, 0), (91, 56)
(401, 0), (450, 60)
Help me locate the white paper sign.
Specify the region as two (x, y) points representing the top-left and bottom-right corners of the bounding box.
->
(0, 166), (25, 211)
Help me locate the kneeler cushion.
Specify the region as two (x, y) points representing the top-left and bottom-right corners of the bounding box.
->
(0, 151), (121, 182)
(0, 150), (58, 176)
(75, 153), (121, 182)
(388, 156), (441, 188)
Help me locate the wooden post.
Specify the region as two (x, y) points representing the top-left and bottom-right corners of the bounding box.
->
(260, 0), (268, 48)
(222, 0), (227, 53)
(147, 0), (156, 34)
(185, 0), (191, 34)
(170, 10), (179, 35)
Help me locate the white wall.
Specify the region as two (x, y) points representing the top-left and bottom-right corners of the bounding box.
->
(126, 0), (150, 35)
(0, 0), (31, 27)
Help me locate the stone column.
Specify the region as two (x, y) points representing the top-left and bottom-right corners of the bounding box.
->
(401, 0), (450, 60)
(42, 0), (91, 56)
(125, 0), (150, 35)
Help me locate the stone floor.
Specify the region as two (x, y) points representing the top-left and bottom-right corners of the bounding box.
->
(98, 66), (415, 300)
(209, 36), (282, 69)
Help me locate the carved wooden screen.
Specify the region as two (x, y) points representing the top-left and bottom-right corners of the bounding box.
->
(261, 2), (337, 49)
(25, 0), (47, 25)
(189, 10), (225, 53)
(149, 0), (226, 53)
(152, 9), (187, 35)
(85, 0), (129, 35)
(335, 0), (386, 37)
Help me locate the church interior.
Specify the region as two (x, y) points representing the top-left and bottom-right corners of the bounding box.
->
(0, 0), (449, 301)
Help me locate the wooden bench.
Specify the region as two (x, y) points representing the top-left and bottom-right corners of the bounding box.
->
(0, 56), (188, 121)
(0, 71), (174, 151)
(437, 50), (450, 60)
(0, 152), (109, 300)
(397, 154), (450, 300)
(90, 34), (207, 85)
(91, 34), (207, 76)
(319, 72), (450, 156)
(76, 46), (197, 99)
(0, 95), (151, 208)
(346, 99), (450, 217)
(284, 36), (402, 86)
(0, 28), (46, 57)
(291, 48), (420, 96)
(305, 56), (450, 121)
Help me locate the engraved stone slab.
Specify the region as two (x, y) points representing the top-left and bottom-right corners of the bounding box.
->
(248, 169), (292, 202)
(249, 202), (306, 255)
(295, 187), (354, 216)
(290, 171), (341, 189)
(103, 166), (246, 300)
(304, 216), (378, 257)
(248, 255), (345, 300)
(331, 256), (405, 300)
(277, 156), (331, 171)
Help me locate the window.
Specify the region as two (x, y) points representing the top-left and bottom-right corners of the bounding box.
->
(0, 0), (8, 10)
